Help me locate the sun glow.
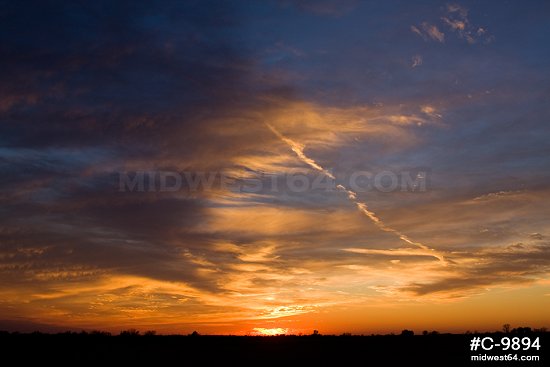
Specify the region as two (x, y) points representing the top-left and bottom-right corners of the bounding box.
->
(252, 328), (288, 336)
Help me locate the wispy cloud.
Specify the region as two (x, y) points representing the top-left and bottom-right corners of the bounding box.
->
(344, 247), (445, 262)
(421, 105), (442, 119)
(442, 3), (494, 44)
(267, 124), (446, 264)
(411, 22), (445, 43)
(411, 54), (423, 68)
(412, 3), (494, 45)
(266, 123), (335, 179)
(401, 242), (550, 297)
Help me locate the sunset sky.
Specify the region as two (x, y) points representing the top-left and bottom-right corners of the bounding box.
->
(1, 0), (550, 335)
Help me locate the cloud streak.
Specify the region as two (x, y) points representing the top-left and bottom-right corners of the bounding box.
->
(411, 23), (445, 43)
(266, 123), (446, 264)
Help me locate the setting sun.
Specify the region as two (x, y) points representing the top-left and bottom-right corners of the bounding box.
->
(252, 328), (289, 336)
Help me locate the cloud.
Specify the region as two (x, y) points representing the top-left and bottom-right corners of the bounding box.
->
(268, 124), (445, 264)
(424, 23), (446, 42)
(410, 25), (423, 38)
(411, 4), (493, 45)
(442, 17), (466, 31)
(447, 3), (468, 17)
(411, 22), (445, 43)
(420, 105), (442, 118)
(441, 3), (494, 44)
(411, 54), (423, 68)
(472, 190), (524, 202)
(266, 123), (335, 179)
(401, 242), (550, 297)
(344, 247), (445, 262)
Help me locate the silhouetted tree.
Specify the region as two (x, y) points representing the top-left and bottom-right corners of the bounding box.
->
(312, 330), (320, 336)
(90, 330), (111, 336)
(502, 323), (510, 333)
(422, 330), (428, 336)
(401, 329), (414, 337)
(144, 330), (156, 336)
(119, 329), (140, 336)
(190, 331), (200, 337)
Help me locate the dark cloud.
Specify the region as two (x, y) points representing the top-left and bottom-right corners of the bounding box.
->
(0, 0), (249, 151)
(402, 243), (550, 296)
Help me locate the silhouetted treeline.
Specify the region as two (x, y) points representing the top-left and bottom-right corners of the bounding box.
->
(0, 328), (548, 365)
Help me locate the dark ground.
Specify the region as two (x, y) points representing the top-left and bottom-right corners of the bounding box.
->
(1, 332), (548, 365)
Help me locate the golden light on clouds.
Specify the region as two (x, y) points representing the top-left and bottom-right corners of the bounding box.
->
(1, 0), (549, 338)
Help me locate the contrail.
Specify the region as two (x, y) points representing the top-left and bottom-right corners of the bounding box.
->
(266, 123), (335, 179)
(266, 123), (446, 264)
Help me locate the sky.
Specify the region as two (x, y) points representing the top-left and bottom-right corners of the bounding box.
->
(1, 0), (550, 335)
